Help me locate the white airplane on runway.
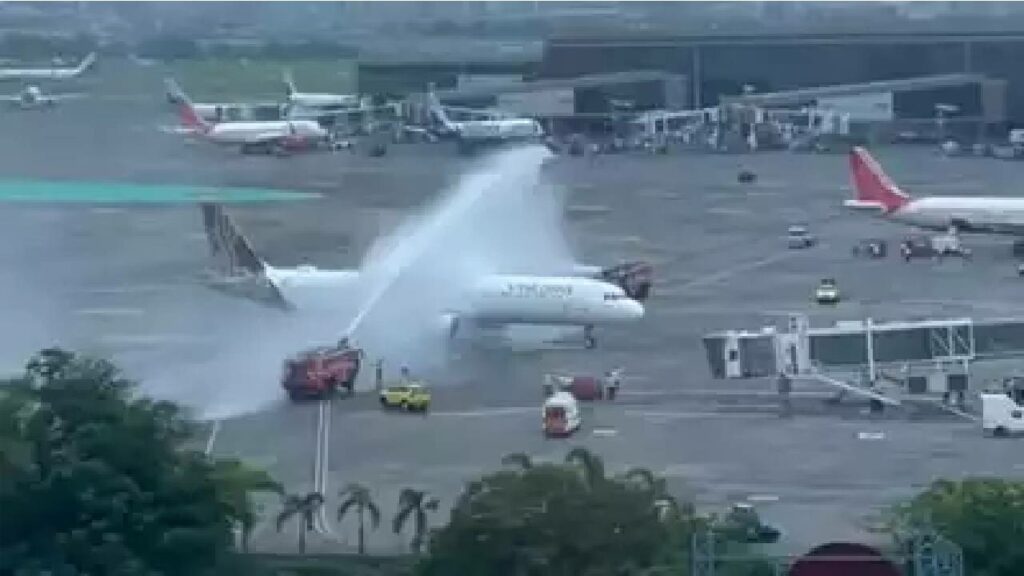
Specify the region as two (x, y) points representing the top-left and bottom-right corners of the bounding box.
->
(426, 89), (544, 154)
(199, 204), (651, 349)
(0, 85), (84, 109)
(845, 146), (1024, 241)
(0, 52), (96, 81)
(165, 78), (328, 156)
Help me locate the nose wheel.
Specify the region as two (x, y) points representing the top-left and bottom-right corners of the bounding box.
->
(584, 325), (596, 349)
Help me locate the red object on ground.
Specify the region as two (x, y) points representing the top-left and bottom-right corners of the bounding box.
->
(789, 542), (901, 576)
(281, 345), (362, 401)
(568, 376), (603, 401)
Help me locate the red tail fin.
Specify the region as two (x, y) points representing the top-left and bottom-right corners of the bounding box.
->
(165, 78), (211, 134)
(849, 147), (910, 212)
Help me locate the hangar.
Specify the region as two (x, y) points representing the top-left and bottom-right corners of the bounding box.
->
(541, 29), (1024, 126)
(720, 73), (1007, 141)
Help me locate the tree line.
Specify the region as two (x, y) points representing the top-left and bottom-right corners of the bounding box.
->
(0, 32), (358, 61)
(2, 348), (1022, 576)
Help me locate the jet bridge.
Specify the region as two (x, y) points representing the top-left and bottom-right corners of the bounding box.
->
(703, 314), (1024, 408)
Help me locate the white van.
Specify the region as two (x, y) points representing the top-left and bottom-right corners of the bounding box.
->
(543, 391), (581, 437)
(981, 393), (1024, 437)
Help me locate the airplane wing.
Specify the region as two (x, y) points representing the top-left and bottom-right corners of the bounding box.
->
(47, 93), (86, 101)
(0, 96), (21, 102)
(199, 203), (293, 310)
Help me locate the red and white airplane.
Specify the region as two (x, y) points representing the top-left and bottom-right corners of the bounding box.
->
(845, 146), (1024, 236)
(165, 78), (328, 156)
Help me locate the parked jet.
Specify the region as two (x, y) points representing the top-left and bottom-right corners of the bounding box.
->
(165, 78), (328, 156)
(199, 203), (650, 349)
(1, 85), (84, 109)
(0, 52), (96, 81)
(845, 146), (1024, 241)
(283, 69), (360, 110)
(426, 89), (544, 154)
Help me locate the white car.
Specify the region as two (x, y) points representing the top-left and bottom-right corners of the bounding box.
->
(815, 278), (840, 304)
(787, 225), (816, 249)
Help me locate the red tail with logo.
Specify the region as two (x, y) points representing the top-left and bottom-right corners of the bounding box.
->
(849, 147), (910, 213)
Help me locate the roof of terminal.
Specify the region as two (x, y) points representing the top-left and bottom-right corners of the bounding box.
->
(720, 74), (992, 107)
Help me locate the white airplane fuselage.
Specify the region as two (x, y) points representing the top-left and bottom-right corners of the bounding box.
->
(264, 266), (643, 326)
(290, 93), (360, 109)
(204, 119), (327, 146)
(884, 197), (1024, 235)
(452, 118), (545, 142)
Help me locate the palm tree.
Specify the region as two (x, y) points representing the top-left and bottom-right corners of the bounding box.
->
(565, 447), (606, 488)
(211, 459), (283, 551)
(500, 452), (534, 471)
(337, 483), (380, 554)
(393, 488), (440, 553)
(275, 491), (324, 554)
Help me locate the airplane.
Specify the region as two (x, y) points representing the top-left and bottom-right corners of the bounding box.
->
(165, 78), (329, 156)
(0, 85), (84, 109)
(283, 69), (360, 110)
(845, 146), (1024, 244)
(0, 52), (96, 81)
(425, 88), (545, 154)
(199, 203), (651, 349)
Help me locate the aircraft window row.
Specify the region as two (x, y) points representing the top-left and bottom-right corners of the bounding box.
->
(603, 293), (626, 301)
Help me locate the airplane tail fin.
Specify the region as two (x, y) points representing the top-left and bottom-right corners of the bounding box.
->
(200, 203), (292, 310)
(847, 146), (910, 212)
(165, 77), (212, 134)
(74, 52), (97, 75)
(283, 69), (297, 98)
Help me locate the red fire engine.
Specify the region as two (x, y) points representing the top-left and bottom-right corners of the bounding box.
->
(280, 344), (363, 401)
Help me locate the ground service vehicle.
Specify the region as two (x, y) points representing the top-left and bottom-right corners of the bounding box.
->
(982, 389), (1024, 437)
(543, 392), (581, 437)
(815, 278), (840, 304)
(380, 383), (431, 412)
(899, 235), (971, 261)
(543, 373), (604, 401)
(281, 344), (362, 401)
(787, 225), (816, 249)
(598, 261), (653, 301)
(852, 239), (887, 258)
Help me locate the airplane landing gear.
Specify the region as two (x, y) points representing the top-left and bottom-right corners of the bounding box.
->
(584, 325), (596, 349)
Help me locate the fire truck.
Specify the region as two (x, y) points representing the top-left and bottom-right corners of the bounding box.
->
(280, 343), (363, 401)
(599, 261), (653, 301)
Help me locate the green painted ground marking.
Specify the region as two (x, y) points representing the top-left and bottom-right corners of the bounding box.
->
(0, 180), (322, 204)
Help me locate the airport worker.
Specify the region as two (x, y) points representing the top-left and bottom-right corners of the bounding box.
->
(776, 371), (793, 418)
(400, 366), (413, 385)
(605, 368), (622, 401)
(543, 374), (556, 397)
(375, 359), (384, 391)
